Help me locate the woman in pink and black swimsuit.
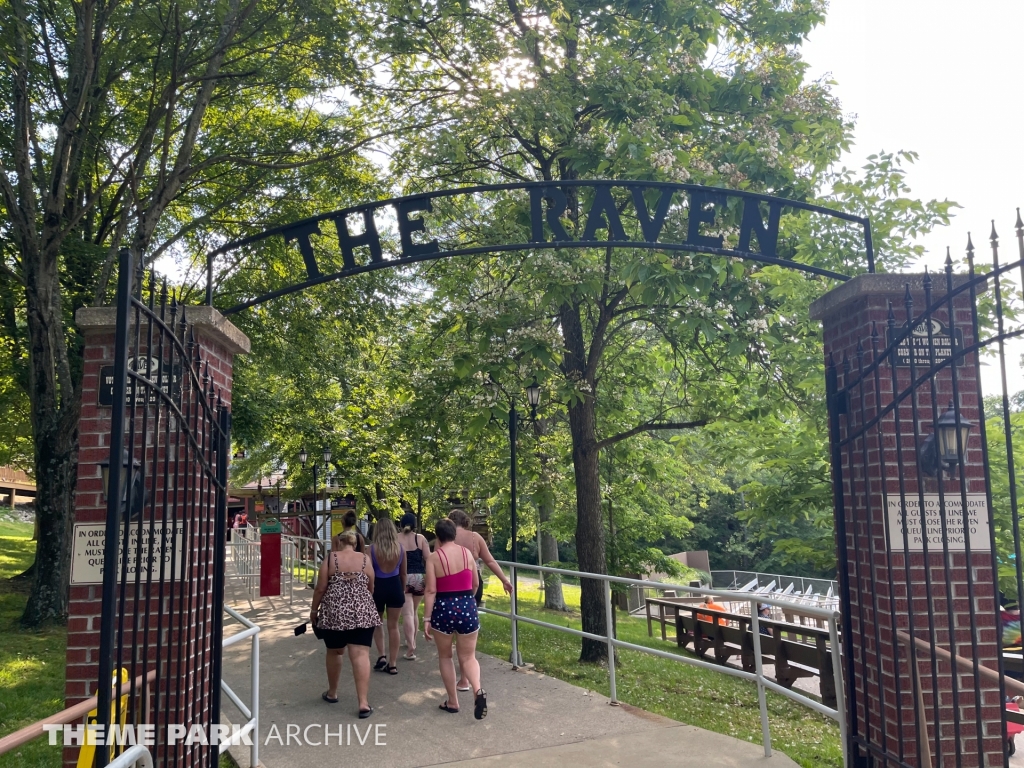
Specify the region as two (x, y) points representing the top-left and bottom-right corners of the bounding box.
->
(423, 518), (487, 719)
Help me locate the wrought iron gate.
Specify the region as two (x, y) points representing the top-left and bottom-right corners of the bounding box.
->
(94, 249), (231, 767)
(827, 221), (1024, 767)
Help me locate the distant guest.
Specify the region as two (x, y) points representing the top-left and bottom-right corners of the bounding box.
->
(697, 595), (727, 625)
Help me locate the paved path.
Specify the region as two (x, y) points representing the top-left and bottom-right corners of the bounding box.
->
(221, 579), (798, 767)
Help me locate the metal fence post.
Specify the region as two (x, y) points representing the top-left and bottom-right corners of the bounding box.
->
(251, 629), (259, 768)
(605, 579), (618, 704)
(829, 611), (849, 768)
(749, 597), (772, 758)
(510, 564), (521, 668)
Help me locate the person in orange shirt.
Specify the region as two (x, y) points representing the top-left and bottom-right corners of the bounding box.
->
(696, 595), (727, 625)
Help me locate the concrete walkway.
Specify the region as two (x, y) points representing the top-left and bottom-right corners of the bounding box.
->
(221, 579), (797, 767)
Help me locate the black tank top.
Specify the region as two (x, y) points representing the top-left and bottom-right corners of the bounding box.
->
(405, 534), (426, 574)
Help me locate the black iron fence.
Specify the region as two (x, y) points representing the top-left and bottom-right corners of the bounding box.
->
(94, 249), (230, 767)
(827, 219), (1024, 767)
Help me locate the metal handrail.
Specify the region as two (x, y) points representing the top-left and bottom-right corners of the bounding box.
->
(0, 669), (157, 756)
(222, 605), (260, 768)
(108, 744), (153, 768)
(485, 560), (848, 767)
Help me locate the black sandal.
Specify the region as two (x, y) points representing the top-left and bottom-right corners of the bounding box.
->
(474, 689), (487, 720)
(359, 707), (373, 719)
(373, 655), (387, 672)
(386, 665), (398, 675)
(322, 691), (338, 703)
(439, 701), (460, 713)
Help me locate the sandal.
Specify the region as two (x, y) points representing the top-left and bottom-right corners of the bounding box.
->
(322, 691), (338, 704)
(474, 689), (487, 720)
(387, 665), (398, 675)
(439, 701), (460, 713)
(358, 707), (373, 719)
(373, 655), (388, 672)
(403, 653), (417, 660)
(456, 683), (472, 692)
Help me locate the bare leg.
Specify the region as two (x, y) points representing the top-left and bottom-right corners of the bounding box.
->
(456, 626), (470, 689)
(455, 631), (481, 694)
(348, 645), (371, 711)
(433, 630), (458, 708)
(401, 595), (420, 657)
(325, 648), (345, 699)
(386, 606), (402, 666)
(373, 620), (386, 662)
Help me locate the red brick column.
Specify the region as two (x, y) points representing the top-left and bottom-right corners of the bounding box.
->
(811, 274), (1002, 767)
(65, 306), (249, 767)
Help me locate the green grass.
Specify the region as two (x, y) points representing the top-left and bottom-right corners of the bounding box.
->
(477, 577), (842, 768)
(0, 521), (65, 768)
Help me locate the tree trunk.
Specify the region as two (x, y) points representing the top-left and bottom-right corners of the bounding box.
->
(568, 397), (606, 661)
(539, 490), (566, 611)
(560, 300), (607, 662)
(20, 250), (80, 626)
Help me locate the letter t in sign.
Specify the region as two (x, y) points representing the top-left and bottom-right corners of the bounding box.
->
(333, 210), (383, 269)
(282, 221), (323, 280)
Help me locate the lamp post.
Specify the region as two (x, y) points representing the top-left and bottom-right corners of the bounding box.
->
(300, 445), (333, 542)
(486, 375), (540, 667)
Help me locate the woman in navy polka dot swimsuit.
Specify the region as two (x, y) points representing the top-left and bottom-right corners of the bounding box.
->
(424, 519), (487, 719)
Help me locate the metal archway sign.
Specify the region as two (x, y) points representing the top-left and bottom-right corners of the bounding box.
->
(206, 179), (875, 315)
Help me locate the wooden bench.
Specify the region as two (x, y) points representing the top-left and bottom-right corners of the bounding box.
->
(674, 605), (838, 709)
(646, 597), (703, 642)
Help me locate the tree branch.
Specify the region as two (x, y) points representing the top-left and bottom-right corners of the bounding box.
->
(596, 419), (707, 451)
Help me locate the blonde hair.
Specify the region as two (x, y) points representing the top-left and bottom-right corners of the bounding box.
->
(371, 517), (401, 563)
(333, 530), (357, 549)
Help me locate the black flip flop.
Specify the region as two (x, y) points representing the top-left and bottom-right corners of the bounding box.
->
(474, 689), (487, 720)
(439, 701), (460, 713)
(387, 665), (398, 675)
(359, 707), (373, 719)
(322, 691), (338, 703)
(373, 655), (387, 672)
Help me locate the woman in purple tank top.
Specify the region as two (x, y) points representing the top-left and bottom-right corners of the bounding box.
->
(424, 519), (487, 719)
(369, 517), (406, 675)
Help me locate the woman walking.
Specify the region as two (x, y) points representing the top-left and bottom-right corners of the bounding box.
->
(370, 517), (406, 674)
(341, 510), (366, 552)
(309, 531), (381, 718)
(398, 512), (430, 659)
(424, 519), (487, 719)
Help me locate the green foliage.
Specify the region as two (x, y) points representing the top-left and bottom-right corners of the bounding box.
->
(0, 525), (66, 768)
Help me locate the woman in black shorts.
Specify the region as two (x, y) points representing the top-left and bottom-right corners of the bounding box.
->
(369, 517), (406, 674)
(309, 531), (381, 717)
(398, 513), (430, 659)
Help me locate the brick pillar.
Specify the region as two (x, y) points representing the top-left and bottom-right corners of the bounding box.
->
(811, 274), (1002, 767)
(66, 306), (249, 766)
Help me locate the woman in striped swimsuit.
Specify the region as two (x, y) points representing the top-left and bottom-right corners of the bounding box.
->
(424, 518), (487, 719)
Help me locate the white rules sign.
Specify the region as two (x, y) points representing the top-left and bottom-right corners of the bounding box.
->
(71, 521), (185, 585)
(885, 493), (991, 552)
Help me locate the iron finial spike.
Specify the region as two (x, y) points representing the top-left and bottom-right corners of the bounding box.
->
(1016, 207), (1024, 232)
(871, 321), (879, 340)
(887, 301), (897, 329)
(991, 220), (999, 243)
(966, 232), (975, 255)
(945, 247), (953, 270)
(856, 338), (864, 359)
(842, 352), (850, 374)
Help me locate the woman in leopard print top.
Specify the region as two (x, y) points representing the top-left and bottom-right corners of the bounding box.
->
(310, 530), (382, 717)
